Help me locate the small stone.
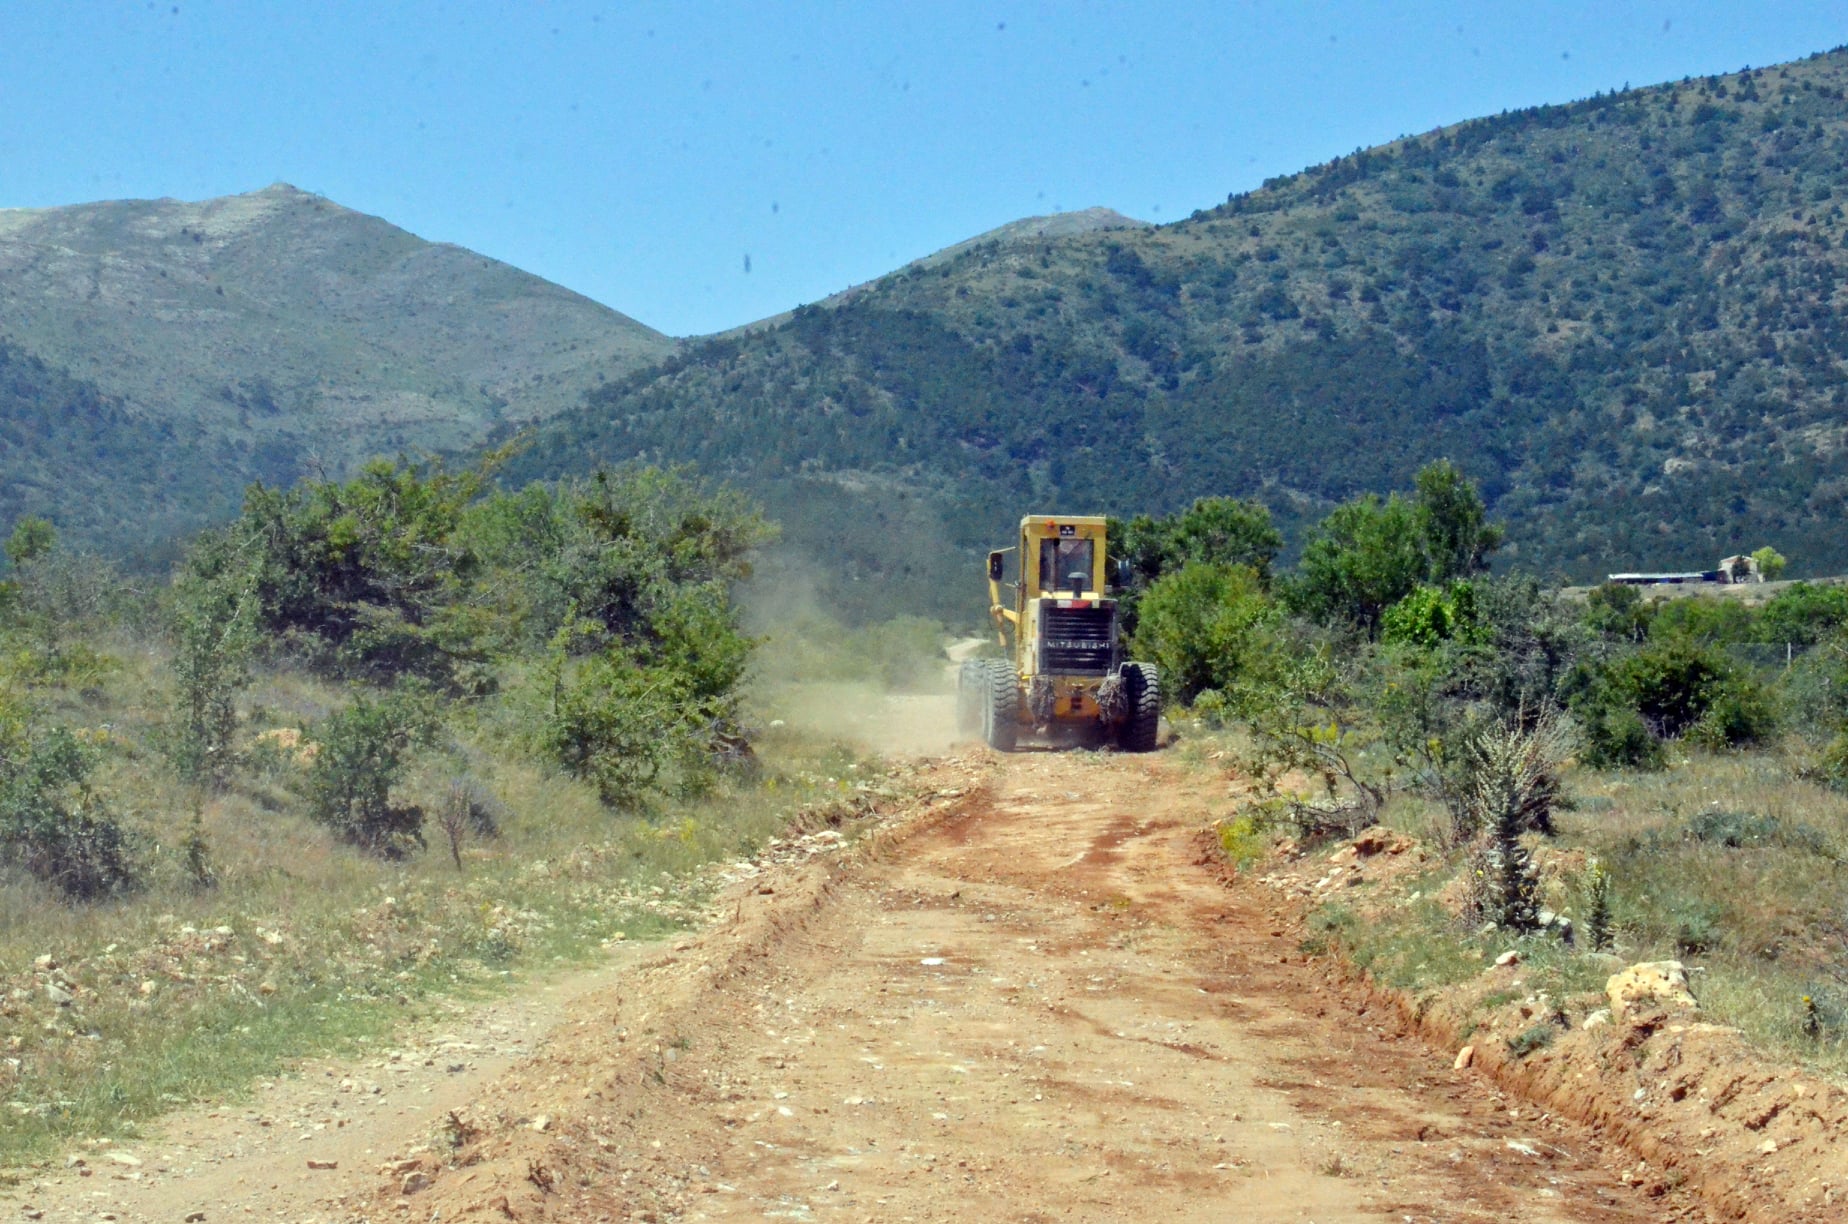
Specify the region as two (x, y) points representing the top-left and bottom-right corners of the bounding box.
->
(185, 1213), (205, 1222)
(307, 1159), (337, 1170)
(529, 1115), (550, 1132)
(44, 982), (73, 1006)
(1582, 1009), (1612, 1031)
(1759, 1139), (1778, 1155)
(400, 1171), (431, 1195)
(1454, 1045), (1475, 1070)
(1494, 950), (1521, 967)
(105, 1152), (141, 1167)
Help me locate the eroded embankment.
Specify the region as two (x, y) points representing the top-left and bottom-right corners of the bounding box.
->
(1258, 831), (1848, 1222)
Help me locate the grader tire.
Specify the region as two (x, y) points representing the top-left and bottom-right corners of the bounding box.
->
(1117, 662), (1161, 753)
(982, 660), (1019, 753)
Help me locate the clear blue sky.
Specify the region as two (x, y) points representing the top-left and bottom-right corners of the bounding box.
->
(3, 2), (1845, 336)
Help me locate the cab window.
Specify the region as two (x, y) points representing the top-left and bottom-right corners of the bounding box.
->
(1038, 538), (1094, 594)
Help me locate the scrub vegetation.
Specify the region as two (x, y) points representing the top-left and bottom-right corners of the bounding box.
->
(0, 461), (907, 1163)
(1132, 463), (1848, 1072)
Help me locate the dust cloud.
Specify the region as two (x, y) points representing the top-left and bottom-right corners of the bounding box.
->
(739, 558), (991, 757)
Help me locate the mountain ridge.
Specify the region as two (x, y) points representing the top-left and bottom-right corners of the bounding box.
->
(506, 46), (1848, 620)
(0, 182), (675, 555)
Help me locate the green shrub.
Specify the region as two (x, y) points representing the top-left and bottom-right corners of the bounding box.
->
(1754, 582), (1848, 647)
(1575, 697), (1666, 770)
(168, 569), (258, 788)
(1283, 494), (1426, 632)
(1381, 581), (1482, 649)
(1607, 640), (1734, 740)
(1648, 596), (1756, 647)
(540, 653), (684, 808)
(304, 687), (438, 856)
(1132, 562), (1278, 706)
(0, 722), (138, 901)
(1582, 582), (1652, 643)
(1685, 676), (1779, 749)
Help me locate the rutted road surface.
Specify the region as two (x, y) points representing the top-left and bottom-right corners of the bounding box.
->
(14, 750), (1710, 1222)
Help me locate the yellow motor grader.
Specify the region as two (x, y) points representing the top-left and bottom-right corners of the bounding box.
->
(956, 515), (1160, 752)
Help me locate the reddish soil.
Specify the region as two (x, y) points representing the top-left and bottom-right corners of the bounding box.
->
(9, 752), (1725, 1222)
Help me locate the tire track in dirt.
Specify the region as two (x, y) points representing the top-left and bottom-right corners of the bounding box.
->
(11, 751), (1718, 1221)
(372, 751), (1709, 1222)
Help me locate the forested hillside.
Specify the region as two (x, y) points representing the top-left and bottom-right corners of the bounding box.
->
(512, 48), (1848, 621)
(0, 184), (673, 556)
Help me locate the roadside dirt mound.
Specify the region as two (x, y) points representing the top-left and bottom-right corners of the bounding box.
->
(1262, 833), (1848, 1222)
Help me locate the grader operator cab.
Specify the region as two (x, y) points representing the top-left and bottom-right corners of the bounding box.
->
(956, 515), (1161, 752)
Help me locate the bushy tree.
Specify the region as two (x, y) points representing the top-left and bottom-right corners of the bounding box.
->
(1582, 582), (1653, 644)
(541, 651), (689, 808)
(1284, 493), (1425, 632)
(0, 712), (137, 901)
(1286, 461), (1501, 634)
(1754, 582), (1848, 647)
(1132, 563), (1278, 706)
(1111, 498), (1281, 636)
(1752, 545), (1788, 581)
(4, 517), (55, 568)
(1414, 460), (1503, 582)
(168, 569), (258, 788)
(304, 687), (438, 856)
(1380, 581), (1483, 649)
(205, 455), (497, 685)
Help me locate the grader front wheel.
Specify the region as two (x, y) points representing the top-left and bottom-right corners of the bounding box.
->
(982, 660), (1019, 752)
(1116, 662), (1161, 753)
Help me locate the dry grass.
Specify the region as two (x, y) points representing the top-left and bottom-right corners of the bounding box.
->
(0, 648), (895, 1165)
(1179, 714), (1848, 1077)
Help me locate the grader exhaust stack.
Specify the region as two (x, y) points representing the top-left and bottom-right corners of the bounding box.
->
(957, 516), (1160, 752)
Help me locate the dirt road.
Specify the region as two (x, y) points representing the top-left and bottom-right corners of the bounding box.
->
(12, 749), (1710, 1222)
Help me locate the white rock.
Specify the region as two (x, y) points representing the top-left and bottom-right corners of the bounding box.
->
(1607, 961), (1698, 1019)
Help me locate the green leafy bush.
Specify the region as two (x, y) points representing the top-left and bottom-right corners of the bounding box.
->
(1582, 582), (1653, 643)
(304, 687), (439, 856)
(1131, 562), (1278, 706)
(167, 568), (258, 788)
(1283, 494), (1425, 632)
(1381, 581), (1483, 649)
(540, 653), (691, 808)
(1754, 582), (1848, 647)
(1607, 641), (1735, 740)
(0, 718), (138, 901)
(1576, 698), (1666, 770)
